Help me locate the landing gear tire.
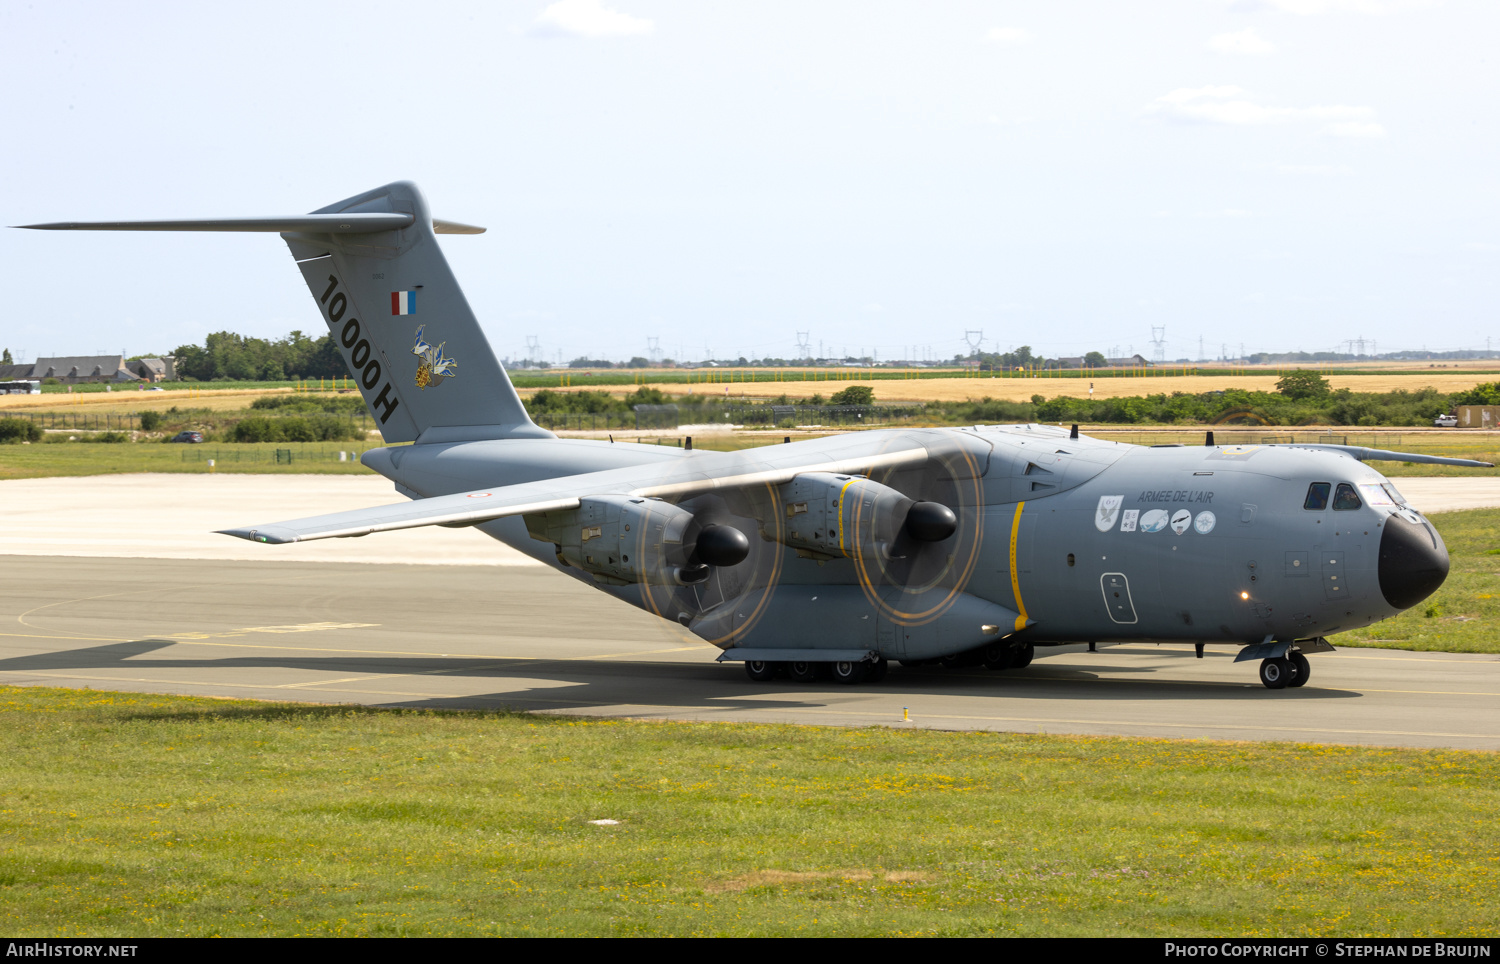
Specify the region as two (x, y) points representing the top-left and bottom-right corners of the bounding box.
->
(788, 661), (819, 683)
(1010, 643), (1035, 669)
(867, 658), (889, 683)
(1259, 657), (1290, 690)
(982, 642), (1014, 671)
(1287, 652), (1311, 688)
(831, 660), (871, 685)
(744, 660), (780, 682)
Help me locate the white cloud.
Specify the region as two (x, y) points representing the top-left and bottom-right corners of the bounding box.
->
(530, 0), (653, 38)
(1146, 86), (1380, 136)
(1208, 28), (1276, 55)
(984, 27), (1034, 46)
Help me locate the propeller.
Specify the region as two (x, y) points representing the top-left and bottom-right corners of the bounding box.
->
(631, 486), (786, 647)
(848, 432), (990, 626)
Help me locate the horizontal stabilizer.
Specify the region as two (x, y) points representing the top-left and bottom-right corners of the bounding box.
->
(13, 214), (483, 235)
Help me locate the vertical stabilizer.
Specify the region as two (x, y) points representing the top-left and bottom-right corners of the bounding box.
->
(282, 181), (549, 444)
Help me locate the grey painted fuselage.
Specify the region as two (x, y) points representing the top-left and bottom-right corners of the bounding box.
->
(363, 423), (1437, 656)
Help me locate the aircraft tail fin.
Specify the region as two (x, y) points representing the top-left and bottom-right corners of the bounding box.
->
(283, 181), (546, 444)
(18, 181), (548, 445)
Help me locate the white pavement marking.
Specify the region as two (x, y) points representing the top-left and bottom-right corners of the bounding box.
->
(0, 473), (540, 565)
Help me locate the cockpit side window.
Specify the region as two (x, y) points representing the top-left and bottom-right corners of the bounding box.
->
(1333, 482), (1362, 510)
(1304, 482), (1331, 510)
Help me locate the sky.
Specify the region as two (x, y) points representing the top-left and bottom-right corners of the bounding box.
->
(1, 0), (1495, 366)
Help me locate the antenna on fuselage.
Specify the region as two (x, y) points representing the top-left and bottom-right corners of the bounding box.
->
(1069, 424), (1079, 440)
(1205, 430), (1215, 446)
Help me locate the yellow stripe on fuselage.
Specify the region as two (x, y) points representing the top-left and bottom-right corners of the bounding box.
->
(1009, 501), (1029, 632)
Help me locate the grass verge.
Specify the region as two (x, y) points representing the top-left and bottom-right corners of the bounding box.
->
(0, 685), (1495, 937)
(0, 442), (376, 480)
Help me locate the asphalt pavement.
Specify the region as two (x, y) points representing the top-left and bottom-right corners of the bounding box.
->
(2, 473), (1498, 750)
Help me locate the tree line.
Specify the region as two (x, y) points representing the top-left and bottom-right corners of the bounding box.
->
(169, 331), (351, 381)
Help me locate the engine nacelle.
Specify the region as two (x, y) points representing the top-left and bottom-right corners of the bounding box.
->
(525, 495), (709, 587)
(775, 473), (954, 561)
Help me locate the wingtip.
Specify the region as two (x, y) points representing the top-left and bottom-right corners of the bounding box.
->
(217, 526), (299, 545)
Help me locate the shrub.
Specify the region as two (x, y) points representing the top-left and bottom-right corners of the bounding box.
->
(829, 385), (874, 406)
(0, 418), (42, 443)
(230, 414), (360, 443)
(96, 431), (129, 443)
(138, 410), (163, 432)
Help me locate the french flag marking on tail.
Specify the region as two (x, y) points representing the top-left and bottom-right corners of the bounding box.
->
(391, 291), (416, 315)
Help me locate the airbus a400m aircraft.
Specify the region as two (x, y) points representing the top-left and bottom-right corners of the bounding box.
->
(22, 181), (1488, 690)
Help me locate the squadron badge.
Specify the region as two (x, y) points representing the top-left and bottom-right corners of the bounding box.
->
(1095, 495), (1123, 532)
(411, 325), (457, 390)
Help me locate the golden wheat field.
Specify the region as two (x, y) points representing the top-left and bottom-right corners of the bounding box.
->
(630, 371), (1490, 404)
(1, 367), (1492, 413)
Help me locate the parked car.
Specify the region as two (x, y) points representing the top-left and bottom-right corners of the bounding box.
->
(1433, 413), (1458, 428)
(169, 431), (204, 443)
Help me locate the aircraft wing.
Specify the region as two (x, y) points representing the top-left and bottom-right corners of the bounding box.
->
(1285, 444), (1494, 469)
(219, 439), (932, 544)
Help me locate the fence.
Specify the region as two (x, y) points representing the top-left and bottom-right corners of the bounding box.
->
(1088, 428), (1399, 448)
(6, 412), (141, 429)
(178, 447), (364, 464)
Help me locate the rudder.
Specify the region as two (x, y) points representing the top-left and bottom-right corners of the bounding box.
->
(282, 181), (548, 444)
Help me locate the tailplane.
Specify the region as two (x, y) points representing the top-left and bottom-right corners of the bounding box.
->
(17, 181), (548, 444)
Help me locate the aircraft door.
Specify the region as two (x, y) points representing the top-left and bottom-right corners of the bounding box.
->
(1101, 572), (1137, 624)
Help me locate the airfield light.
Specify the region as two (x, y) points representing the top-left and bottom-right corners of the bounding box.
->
(1240, 591), (1250, 599)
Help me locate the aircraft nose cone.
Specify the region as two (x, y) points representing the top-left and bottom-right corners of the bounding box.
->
(905, 502), (958, 542)
(696, 524), (751, 568)
(1378, 512), (1449, 610)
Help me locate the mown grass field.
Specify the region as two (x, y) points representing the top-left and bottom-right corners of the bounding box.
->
(0, 686), (1495, 937)
(0, 442), (376, 480)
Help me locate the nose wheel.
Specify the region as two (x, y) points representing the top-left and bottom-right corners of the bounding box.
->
(1260, 652), (1311, 690)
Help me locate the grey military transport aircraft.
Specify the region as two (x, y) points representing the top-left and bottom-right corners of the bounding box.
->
(20, 181), (1490, 689)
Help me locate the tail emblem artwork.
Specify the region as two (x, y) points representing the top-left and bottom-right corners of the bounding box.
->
(18, 178), (1491, 690)
(411, 325), (457, 390)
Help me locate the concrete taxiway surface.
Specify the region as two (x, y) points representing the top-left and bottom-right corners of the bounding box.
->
(1, 473), (1498, 750)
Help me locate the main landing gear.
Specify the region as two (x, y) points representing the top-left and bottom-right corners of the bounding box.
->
(1258, 651), (1311, 690)
(744, 658), (890, 685)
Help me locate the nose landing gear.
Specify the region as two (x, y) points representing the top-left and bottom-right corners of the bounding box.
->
(1259, 651), (1312, 689)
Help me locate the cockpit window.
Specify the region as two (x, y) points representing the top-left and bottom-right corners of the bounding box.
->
(1333, 483), (1362, 510)
(1304, 482), (1331, 510)
(1382, 483), (1409, 507)
(1358, 483), (1395, 507)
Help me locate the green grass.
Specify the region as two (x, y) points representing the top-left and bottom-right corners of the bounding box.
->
(0, 442), (377, 479)
(1341, 507), (1500, 653)
(0, 686), (1495, 937)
